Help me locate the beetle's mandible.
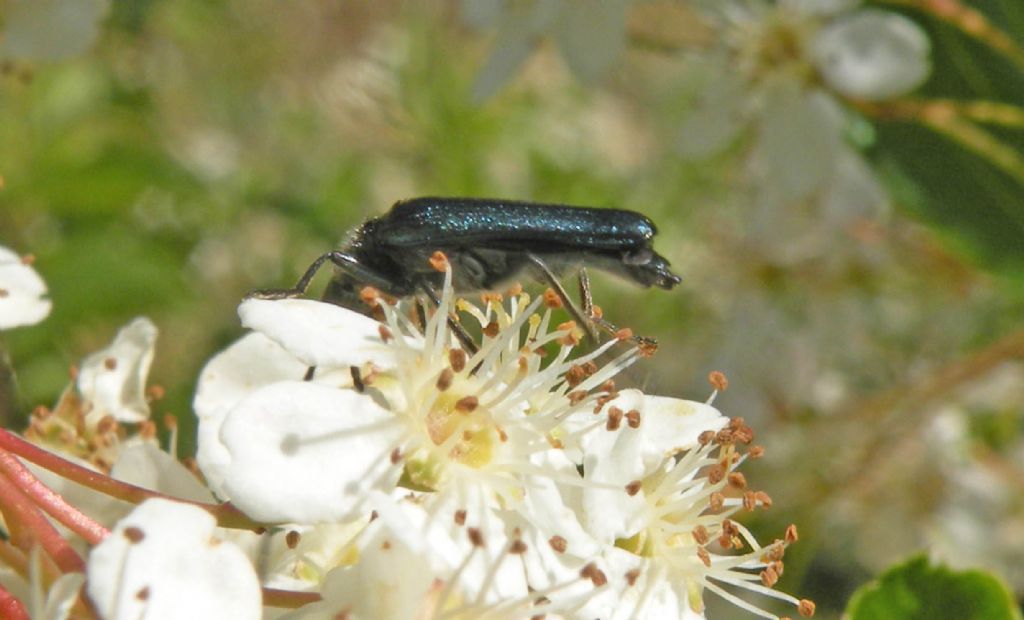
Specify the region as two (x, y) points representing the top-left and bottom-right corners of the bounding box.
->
(249, 196), (681, 352)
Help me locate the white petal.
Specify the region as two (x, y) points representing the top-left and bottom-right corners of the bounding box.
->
(111, 443), (214, 503)
(755, 81), (844, 202)
(76, 317), (157, 424)
(678, 67), (748, 159)
(0, 0), (109, 61)
(813, 9), (931, 100)
(238, 298), (406, 370)
(554, 0), (629, 82)
(86, 498), (261, 620)
(635, 393), (727, 457)
(0, 246), (51, 330)
(214, 381), (404, 523)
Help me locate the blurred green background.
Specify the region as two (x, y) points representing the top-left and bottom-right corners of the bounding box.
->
(2, 1), (1023, 617)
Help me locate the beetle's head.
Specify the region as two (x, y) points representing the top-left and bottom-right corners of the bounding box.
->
(622, 248), (682, 289)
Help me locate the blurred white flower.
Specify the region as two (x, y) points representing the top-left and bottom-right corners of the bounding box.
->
(0, 246), (51, 330)
(0, 0), (110, 61)
(463, 0), (631, 100)
(86, 498), (261, 620)
(77, 317), (158, 425)
(812, 9), (931, 101)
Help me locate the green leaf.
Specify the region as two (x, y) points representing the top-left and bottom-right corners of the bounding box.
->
(846, 555), (1022, 620)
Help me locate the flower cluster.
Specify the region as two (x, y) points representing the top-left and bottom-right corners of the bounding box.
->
(0, 247), (813, 619)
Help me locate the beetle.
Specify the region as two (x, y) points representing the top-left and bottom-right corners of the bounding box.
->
(250, 196), (681, 352)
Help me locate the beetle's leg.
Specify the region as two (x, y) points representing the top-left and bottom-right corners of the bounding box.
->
(416, 281), (479, 355)
(577, 267), (658, 348)
(247, 251), (396, 299)
(525, 254), (599, 342)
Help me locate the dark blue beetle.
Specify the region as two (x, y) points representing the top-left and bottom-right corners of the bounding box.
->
(252, 197), (681, 350)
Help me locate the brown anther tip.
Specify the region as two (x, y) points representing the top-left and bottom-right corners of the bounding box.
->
(103, 357), (118, 371)
(455, 396), (478, 413)
(708, 371), (729, 391)
(692, 525), (709, 545)
(0, 288), (8, 298)
(449, 348), (467, 373)
(162, 413), (178, 430)
(454, 509), (467, 526)
(599, 380), (616, 393)
(429, 251), (449, 272)
(798, 599), (816, 617)
(147, 385), (166, 401)
(606, 407), (623, 431)
(728, 472), (747, 489)
(638, 340), (658, 357)
(390, 448), (403, 464)
(436, 368), (454, 391)
(467, 527), (484, 547)
(138, 420), (157, 439)
(760, 566), (779, 587)
(543, 288), (563, 308)
(614, 328), (633, 341)
(509, 540), (528, 555)
(707, 464), (726, 485)
(564, 365), (587, 388)
(482, 321), (500, 338)
(123, 527), (145, 543)
(709, 492), (725, 512)
(696, 546), (711, 567)
(755, 491), (773, 508)
(697, 430), (715, 446)
(624, 480), (642, 496)
(480, 291), (503, 304)
(580, 563), (607, 587)
(68, 364), (79, 380)
(359, 286), (382, 307)
(748, 445), (765, 459)
(548, 535), (567, 553)
(625, 568), (641, 586)
(589, 305), (603, 320)
(506, 283), (523, 297)
(20, 254), (35, 266)
(136, 586), (150, 601)
(377, 325), (393, 343)
(567, 389), (589, 405)
(785, 524), (799, 543)
(285, 530), (301, 549)
(743, 491), (757, 511)
(625, 409), (641, 428)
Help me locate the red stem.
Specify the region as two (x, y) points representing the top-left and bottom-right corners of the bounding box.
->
(0, 583), (30, 620)
(0, 429), (261, 530)
(0, 450), (109, 544)
(0, 468), (85, 573)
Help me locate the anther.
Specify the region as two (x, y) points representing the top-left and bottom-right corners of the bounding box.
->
(543, 288), (562, 308)
(785, 524), (799, 543)
(104, 357), (117, 371)
(728, 472), (747, 489)
(755, 491), (773, 508)
(449, 348), (467, 372)
(509, 539), (528, 555)
(698, 430), (715, 446)
(580, 563), (607, 587)
(436, 368), (454, 391)
(429, 251), (449, 272)
(614, 328), (633, 341)
(624, 480), (642, 496)
(359, 286), (382, 308)
(625, 409), (641, 428)
(709, 492), (725, 511)
(625, 568), (641, 586)
(748, 445), (765, 459)
(692, 525), (709, 545)
(707, 464), (726, 485)
(455, 396), (478, 413)
(760, 566), (778, 587)
(548, 536), (567, 553)
(285, 530), (301, 549)
(467, 528), (484, 547)
(390, 448), (403, 464)
(123, 527), (145, 543)
(377, 325), (393, 343)
(606, 407), (623, 431)
(708, 371), (729, 391)
(798, 599), (816, 617)
(566, 390), (589, 405)
(454, 510), (467, 526)
(483, 321), (500, 338)
(696, 547), (711, 567)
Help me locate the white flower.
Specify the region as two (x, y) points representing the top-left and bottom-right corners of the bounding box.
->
(199, 266), (639, 524)
(812, 9), (931, 101)
(86, 498), (262, 620)
(463, 0), (631, 100)
(0, 246), (51, 330)
(76, 317), (158, 425)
